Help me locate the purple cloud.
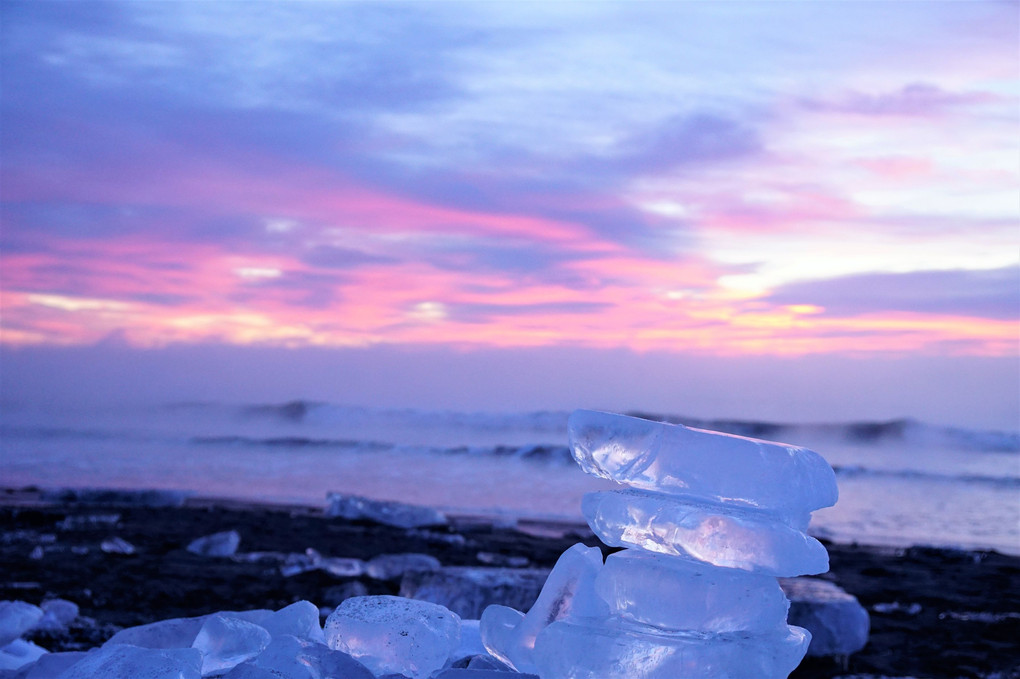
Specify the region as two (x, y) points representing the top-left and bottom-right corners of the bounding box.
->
(768, 267), (1020, 319)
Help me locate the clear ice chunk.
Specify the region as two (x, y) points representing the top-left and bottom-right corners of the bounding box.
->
(191, 614), (270, 675)
(583, 490), (829, 577)
(596, 550), (789, 633)
(260, 601), (324, 644)
(0, 601), (44, 646)
(569, 410), (838, 516)
(326, 493), (448, 528)
(533, 619), (811, 679)
(325, 595), (461, 679)
(479, 543), (606, 674)
(56, 644), (202, 679)
(186, 530), (241, 557)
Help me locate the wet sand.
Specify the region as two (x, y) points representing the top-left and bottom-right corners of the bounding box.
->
(2, 489), (1018, 678)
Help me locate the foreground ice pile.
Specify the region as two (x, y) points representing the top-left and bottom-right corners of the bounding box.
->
(1, 597), (479, 678)
(480, 409), (839, 679)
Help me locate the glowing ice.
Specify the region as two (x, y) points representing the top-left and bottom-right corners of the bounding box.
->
(583, 490), (829, 576)
(569, 409), (837, 516)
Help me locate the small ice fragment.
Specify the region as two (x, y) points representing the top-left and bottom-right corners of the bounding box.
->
(56, 644), (202, 679)
(325, 595), (460, 679)
(29, 546), (44, 560)
(260, 601), (324, 644)
(569, 410), (838, 515)
(0, 601), (44, 646)
(533, 619), (811, 679)
(187, 530), (241, 557)
(0, 639), (48, 671)
(321, 556), (365, 577)
(479, 543), (606, 674)
(583, 490), (829, 577)
(326, 493), (448, 529)
(780, 577), (869, 657)
(36, 599), (79, 633)
(596, 550), (790, 633)
(100, 537), (136, 555)
(367, 553), (441, 580)
(191, 614), (270, 675)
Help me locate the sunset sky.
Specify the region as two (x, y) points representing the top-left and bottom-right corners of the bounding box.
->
(1, 2), (1017, 428)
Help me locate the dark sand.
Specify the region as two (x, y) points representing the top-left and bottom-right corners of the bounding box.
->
(2, 489), (1018, 678)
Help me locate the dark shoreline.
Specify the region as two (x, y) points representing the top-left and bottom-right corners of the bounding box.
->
(2, 489), (1018, 678)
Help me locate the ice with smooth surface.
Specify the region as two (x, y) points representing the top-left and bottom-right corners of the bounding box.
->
(326, 493), (448, 528)
(480, 543), (607, 674)
(56, 644), (202, 679)
(569, 410), (838, 516)
(191, 614), (270, 675)
(0, 601), (44, 646)
(596, 550), (790, 633)
(259, 600), (324, 644)
(533, 619), (811, 679)
(186, 530), (241, 557)
(325, 596), (461, 679)
(583, 490), (829, 576)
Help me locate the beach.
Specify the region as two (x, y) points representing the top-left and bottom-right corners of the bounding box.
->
(3, 488), (1018, 678)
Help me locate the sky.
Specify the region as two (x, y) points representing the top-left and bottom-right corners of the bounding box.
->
(1, 1), (1018, 428)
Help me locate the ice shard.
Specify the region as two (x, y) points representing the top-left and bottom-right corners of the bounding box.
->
(569, 410), (837, 516)
(479, 543), (606, 674)
(583, 490), (829, 576)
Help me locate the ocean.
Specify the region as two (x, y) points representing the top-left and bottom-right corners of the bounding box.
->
(2, 401), (1018, 556)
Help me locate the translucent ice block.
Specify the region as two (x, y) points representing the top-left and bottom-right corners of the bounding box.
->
(325, 596), (460, 679)
(533, 619), (811, 679)
(191, 614), (270, 675)
(596, 550), (789, 633)
(260, 601), (324, 644)
(479, 543), (606, 674)
(583, 490), (829, 576)
(569, 410), (837, 516)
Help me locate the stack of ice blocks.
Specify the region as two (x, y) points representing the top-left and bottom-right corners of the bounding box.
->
(481, 410), (839, 679)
